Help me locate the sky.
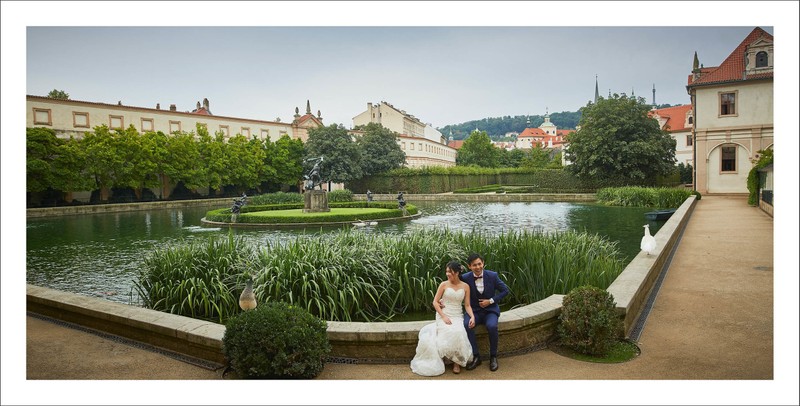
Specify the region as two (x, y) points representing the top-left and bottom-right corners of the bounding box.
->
(24, 25), (774, 130)
(3, 2), (799, 406)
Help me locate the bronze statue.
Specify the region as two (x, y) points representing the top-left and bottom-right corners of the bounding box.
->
(304, 157), (324, 191)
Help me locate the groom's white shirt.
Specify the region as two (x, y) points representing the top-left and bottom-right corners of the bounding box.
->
(473, 272), (484, 294)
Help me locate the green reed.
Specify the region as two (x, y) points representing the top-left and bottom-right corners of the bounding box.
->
(135, 228), (624, 323)
(596, 186), (692, 208)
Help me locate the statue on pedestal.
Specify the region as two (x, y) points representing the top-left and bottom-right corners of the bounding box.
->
(304, 157), (324, 191)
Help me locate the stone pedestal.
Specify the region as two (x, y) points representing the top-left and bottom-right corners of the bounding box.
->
(303, 190), (330, 213)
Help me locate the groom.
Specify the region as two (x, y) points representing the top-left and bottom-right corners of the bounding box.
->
(461, 253), (509, 371)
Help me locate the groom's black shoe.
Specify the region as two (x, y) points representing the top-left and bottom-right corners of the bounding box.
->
(489, 356), (499, 371)
(466, 357), (482, 371)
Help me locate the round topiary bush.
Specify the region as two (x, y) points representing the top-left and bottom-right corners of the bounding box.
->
(557, 285), (622, 356)
(223, 301), (331, 379)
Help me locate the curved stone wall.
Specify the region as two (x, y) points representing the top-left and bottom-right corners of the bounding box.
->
(26, 195), (696, 364)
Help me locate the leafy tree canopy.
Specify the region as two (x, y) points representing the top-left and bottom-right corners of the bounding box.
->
(456, 130), (499, 168)
(565, 94), (676, 183)
(305, 124), (363, 184)
(47, 89), (70, 99)
(356, 122), (406, 176)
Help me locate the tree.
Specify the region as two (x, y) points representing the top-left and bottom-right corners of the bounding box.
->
(47, 89), (70, 99)
(197, 127), (228, 195)
(356, 123), (406, 175)
(266, 134), (305, 187)
(498, 148), (526, 168)
(304, 124), (362, 184)
(565, 94), (676, 183)
(26, 127), (63, 193)
(456, 130), (499, 167)
(225, 134), (266, 192)
(520, 146), (552, 169)
(81, 125), (125, 201)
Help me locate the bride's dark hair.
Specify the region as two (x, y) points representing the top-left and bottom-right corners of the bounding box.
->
(446, 261), (463, 274)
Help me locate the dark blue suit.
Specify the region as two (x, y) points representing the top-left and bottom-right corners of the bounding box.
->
(461, 270), (509, 358)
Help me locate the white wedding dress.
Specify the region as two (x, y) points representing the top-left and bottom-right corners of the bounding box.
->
(410, 287), (474, 376)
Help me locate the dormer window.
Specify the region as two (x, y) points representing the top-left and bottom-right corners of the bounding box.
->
(755, 51), (768, 68)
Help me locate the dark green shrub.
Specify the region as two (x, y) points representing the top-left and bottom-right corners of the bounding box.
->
(223, 301), (331, 379)
(557, 286), (622, 356)
(326, 189), (353, 202)
(676, 163), (693, 184)
(691, 190), (702, 201)
(249, 192), (303, 205)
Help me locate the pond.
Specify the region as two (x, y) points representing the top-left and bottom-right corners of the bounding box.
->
(26, 200), (665, 304)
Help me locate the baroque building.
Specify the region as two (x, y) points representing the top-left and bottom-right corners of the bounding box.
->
(26, 95), (323, 142)
(352, 101), (456, 168)
(686, 27), (773, 194)
(649, 104), (694, 166)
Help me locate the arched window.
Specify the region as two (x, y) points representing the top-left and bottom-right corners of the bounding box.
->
(688, 116), (693, 124)
(756, 51), (768, 68)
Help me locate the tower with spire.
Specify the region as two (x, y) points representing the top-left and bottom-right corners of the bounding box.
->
(594, 75), (600, 103)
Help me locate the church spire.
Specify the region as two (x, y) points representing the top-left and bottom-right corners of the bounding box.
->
(652, 84), (656, 107)
(594, 75), (599, 103)
(306, 100), (311, 115)
(692, 51), (700, 72)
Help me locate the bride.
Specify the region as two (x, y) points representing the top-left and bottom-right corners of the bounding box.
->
(410, 261), (475, 376)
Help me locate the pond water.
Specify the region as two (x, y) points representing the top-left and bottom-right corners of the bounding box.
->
(26, 200), (665, 304)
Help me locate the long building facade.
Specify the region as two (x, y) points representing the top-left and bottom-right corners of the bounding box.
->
(352, 101), (456, 168)
(26, 95), (323, 142)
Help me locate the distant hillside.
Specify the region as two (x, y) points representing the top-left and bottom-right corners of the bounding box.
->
(438, 102), (678, 141)
(439, 111), (581, 140)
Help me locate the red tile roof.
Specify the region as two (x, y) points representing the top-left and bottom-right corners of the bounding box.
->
(688, 27), (773, 87)
(447, 140), (464, 149)
(191, 107), (211, 115)
(519, 128), (547, 137)
(556, 129), (575, 136)
(649, 104), (693, 132)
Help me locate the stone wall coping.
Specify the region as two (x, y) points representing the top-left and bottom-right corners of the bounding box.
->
(26, 195), (696, 363)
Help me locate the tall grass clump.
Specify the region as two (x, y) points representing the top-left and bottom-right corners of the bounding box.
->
(596, 186), (692, 208)
(136, 228), (624, 323)
(133, 233), (255, 323)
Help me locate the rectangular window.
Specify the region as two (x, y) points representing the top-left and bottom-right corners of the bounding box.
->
(33, 108), (52, 125)
(686, 134), (693, 147)
(410, 143), (415, 150)
(241, 127), (250, 137)
(220, 125), (229, 136)
(401, 142), (406, 150)
(169, 120), (181, 133)
(721, 146), (736, 172)
(279, 130), (288, 137)
(261, 129), (269, 139)
(73, 112), (89, 128)
(109, 115), (124, 130)
(141, 118), (154, 132)
(418, 143), (422, 151)
(720, 92), (736, 116)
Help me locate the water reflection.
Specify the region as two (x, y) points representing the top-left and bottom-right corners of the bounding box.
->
(26, 201), (664, 304)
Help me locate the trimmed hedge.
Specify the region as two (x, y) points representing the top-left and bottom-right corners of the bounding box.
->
(346, 168), (633, 194)
(204, 201), (418, 224)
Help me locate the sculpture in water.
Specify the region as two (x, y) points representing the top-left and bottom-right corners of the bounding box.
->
(231, 193), (247, 215)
